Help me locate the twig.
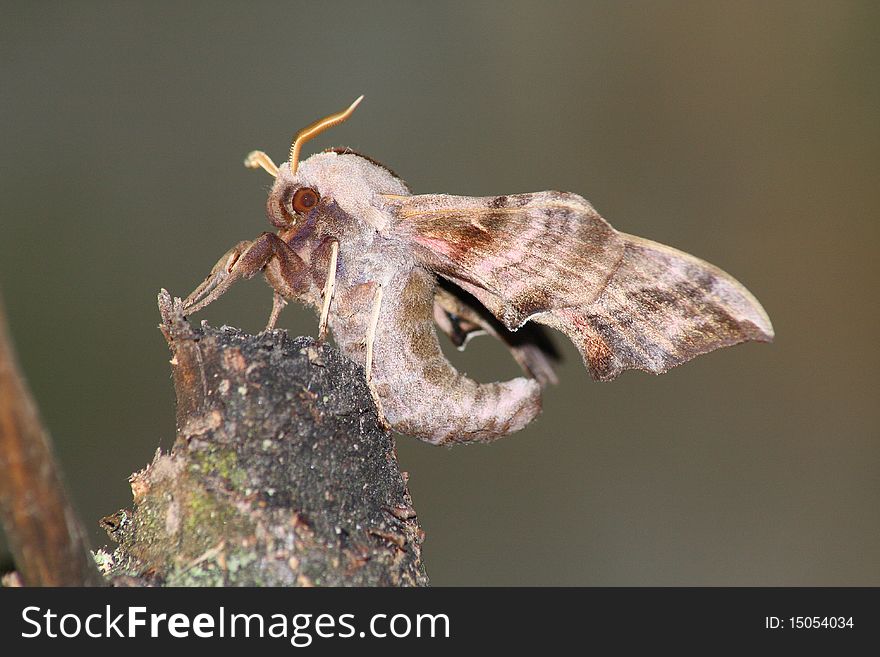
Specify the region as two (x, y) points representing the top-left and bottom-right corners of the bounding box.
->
(0, 290), (105, 586)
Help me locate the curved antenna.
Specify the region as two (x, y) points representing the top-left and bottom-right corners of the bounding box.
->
(289, 95), (364, 174)
(243, 150), (278, 177)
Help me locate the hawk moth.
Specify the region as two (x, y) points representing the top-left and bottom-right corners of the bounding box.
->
(182, 97), (773, 445)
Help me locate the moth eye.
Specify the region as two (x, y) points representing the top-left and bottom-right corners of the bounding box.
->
(292, 187), (320, 213)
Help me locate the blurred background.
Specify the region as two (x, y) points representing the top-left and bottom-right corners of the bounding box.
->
(1, 1), (877, 585)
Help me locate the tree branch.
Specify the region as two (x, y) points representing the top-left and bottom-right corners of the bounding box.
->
(0, 290), (105, 586)
(96, 291), (428, 586)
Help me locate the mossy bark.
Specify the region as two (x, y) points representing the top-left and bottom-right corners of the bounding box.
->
(96, 292), (428, 586)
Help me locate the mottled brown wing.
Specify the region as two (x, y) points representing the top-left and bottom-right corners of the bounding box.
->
(389, 191), (774, 381)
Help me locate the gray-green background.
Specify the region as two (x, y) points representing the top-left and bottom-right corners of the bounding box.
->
(1, 2), (877, 585)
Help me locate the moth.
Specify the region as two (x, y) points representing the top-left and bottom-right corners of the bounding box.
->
(182, 97), (773, 445)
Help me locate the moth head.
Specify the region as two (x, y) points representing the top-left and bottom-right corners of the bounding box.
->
(244, 96), (409, 231)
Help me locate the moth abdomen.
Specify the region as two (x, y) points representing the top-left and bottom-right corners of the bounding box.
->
(341, 267), (543, 444)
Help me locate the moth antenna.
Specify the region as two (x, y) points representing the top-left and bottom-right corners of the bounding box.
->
(244, 150), (278, 177)
(289, 95), (364, 174)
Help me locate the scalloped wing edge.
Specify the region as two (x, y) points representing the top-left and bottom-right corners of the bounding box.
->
(533, 234), (774, 381)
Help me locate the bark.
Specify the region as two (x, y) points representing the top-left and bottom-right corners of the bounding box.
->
(0, 291), (105, 586)
(95, 291), (428, 586)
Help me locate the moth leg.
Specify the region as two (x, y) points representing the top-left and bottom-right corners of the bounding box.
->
(433, 282), (559, 386)
(264, 292), (287, 331)
(183, 240), (250, 311)
(184, 232), (305, 315)
(362, 283), (390, 430)
(317, 240), (339, 343)
(365, 284), (383, 381)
